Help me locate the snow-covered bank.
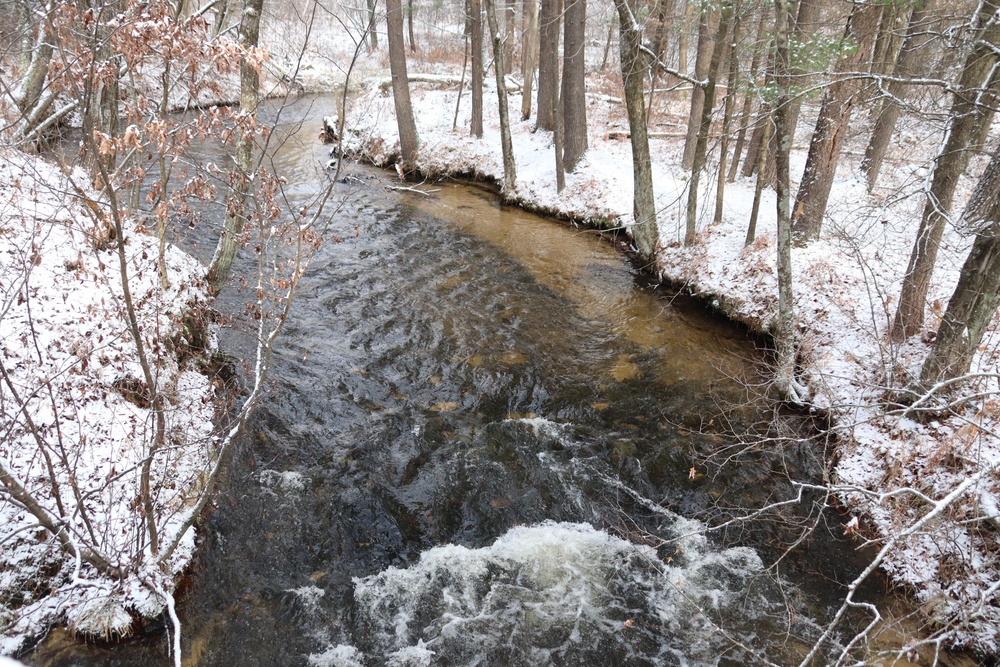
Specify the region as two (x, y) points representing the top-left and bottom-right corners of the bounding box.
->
(342, 73), (1000, 652)
(0, 149), (216, 653)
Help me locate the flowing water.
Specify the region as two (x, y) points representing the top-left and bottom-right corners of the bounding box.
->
(28, 94), (912, 666)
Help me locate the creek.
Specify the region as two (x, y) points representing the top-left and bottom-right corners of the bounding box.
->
(29, 93), (912, 666)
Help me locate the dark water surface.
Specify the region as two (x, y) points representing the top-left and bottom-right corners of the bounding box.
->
(27, 94), (912, 667)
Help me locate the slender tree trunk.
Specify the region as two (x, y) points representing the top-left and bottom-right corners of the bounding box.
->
(386, 0), (420, 163)
(773, 0), (803, 403)
(536, 0), (560, 130)
(790, 0), (881, 244)
(455, 34), (469, 130)
(861, 1), (937, 191)
(503, 0), (516, 75)
(206, 0), (264, 292)
(554, 81), (565, 192)
(682, 7), (717, 170)
(471, 0), (485, 137)
(485, 0), (518, 194)
(728, 6), (768, 182)
(892, 0), (1000, 340)
(521, 0), (539, 120)
(561, 0), (587, 171)
(407, 0), (416, 51)
(367, 0), (379, 51)
(742, 0), (819, 180)
(615, 0), (659, 260)
(714, 2), (740, 225)
(920, 146), (1000, 386)
(745, 116), (770, 246)
(685, 1), (731, 244)
(601, 12), (617, 72)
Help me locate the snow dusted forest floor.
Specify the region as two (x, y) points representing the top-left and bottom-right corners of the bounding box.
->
(341, 60), (1000, 652)
(0, 150), (216, 653)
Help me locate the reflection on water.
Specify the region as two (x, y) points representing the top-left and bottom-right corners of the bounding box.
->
(25, 94), (917, 667)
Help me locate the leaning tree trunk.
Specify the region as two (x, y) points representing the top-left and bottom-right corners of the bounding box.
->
(684, 0), (731, 244)
(861, 1), (937, 191)
(561, 0), (588, 171)
(471, 0), (485, 137)
(681, 7), (717, 170)
(892, 0), (1000, 340)
(386, 0), (420, 163)
(920, 146), (1000, 387)
(614, 0), (659, 261)
(790, 0), (881, 244)
(485, 0), (518, 194)
(206, 0), (265, 292)
(727, 6), (768, 182)
(536, 0), (560, 130)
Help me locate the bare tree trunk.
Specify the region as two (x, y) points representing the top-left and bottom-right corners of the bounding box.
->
(407, 0), (416, 51)
(892, 0), (1000, 340)
(920, 146), (1000, 386)
(790, 0), (881, 244)
(861, 1), (937, 191)
(745, 116), (770, 246)
(15, 13), (54, 116)
(206, 0), (264, 292)
(367, 0), (379, 51)
(521, 0), (539, 120)
(742, 0), (819, 180)
(485, 0), (518, 194)
(714, 2), (740, 225)
(727, 6), (768, 182)
(471, 0), (485, 137)
(561, 0), (587, 171)
(773, 0), (804, 403)
(615, 0), (659, 260)
(503, 0), (516, 75)
(685, 1), (731, 244)
(535, 0), (560, 130)
(554, 80), (565, 192)
(386, 0), (420, 163)
(682, 7), (717, 170)
(601, 11), (617, 72)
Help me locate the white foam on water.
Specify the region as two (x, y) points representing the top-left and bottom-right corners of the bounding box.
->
(326, 520), (771, 666)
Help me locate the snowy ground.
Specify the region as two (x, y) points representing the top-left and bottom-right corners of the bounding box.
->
(340, 64), (1000, 652)
(0, 149), (216, 653)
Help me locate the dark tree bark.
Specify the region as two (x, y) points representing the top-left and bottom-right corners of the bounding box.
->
(386, 0), (420, 163)
(920, 146), (1000, 386)
(681, 7), (717, 170)
(790, 0), (881, 244)
(742, 0), (820, 180)
(685, 1), (731, 244)
(484, 0), (517, 194)
(367, 0), (379, 51)
(407, 0), (416, 51)
(207, 0), (265, 292)
(714, 1), (740, 225)
(536, 0), (560, 130)
(615, 0), (659, 261)
(561, 0), (587, 171)
(471, 0), (485, 137)
(861, 1), (937, 191)
(521, 0), (539, 120)
(728, 6), (768, 182)
(892, 0), (1000, 340)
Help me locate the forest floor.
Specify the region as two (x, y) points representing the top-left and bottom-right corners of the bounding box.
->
(338, 53), (1000, 654)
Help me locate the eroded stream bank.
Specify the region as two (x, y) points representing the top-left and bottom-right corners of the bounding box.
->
(26, 93), (957, 667)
